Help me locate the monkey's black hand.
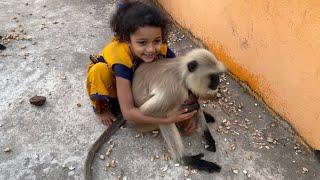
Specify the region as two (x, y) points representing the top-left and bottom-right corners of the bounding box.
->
(180, 102), (200, 113)
(203, 111), (215, 123)
(203, 129), (216, 152)
(183, 153), (221, 173)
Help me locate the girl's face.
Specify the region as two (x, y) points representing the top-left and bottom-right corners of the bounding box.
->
(128, 26), (163, 63)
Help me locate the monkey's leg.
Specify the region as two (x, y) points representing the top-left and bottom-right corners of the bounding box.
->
(159, 123), (186, 163)
(159, 110), (221, 173)
(198, 109), (216, 152)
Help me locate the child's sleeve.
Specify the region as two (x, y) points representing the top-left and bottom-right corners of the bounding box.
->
(112, 64), (134, 82)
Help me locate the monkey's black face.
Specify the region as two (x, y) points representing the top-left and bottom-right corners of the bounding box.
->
(208, 73), (220, 90)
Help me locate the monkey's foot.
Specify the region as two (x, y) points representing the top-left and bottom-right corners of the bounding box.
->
(203, 111), (215, 123)
(203, 129), (216, 152)
(183, 153), (221, 173)
(0, 44), (6, 50)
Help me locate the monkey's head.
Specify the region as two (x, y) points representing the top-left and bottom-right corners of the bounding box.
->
(181, 49), (226, 99)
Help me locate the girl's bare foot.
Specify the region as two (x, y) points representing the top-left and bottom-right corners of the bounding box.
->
(97, 111), (116, 126)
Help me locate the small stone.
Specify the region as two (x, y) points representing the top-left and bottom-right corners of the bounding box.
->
(32, 42), (37, 45)
(106, 162), (110, 168)
(135, 134), (140, 138)
(302, 167), (308, 174)
(68, 166), (75, 170)
(266, 137), (273, 143)
(21, 45), (27, 49)
(150, 155), (155, 162)
(110, 160), (116, 167)
(232, 168), (239, 174)
(4, 147), (11, 152)
(258, 115), (262, 119)
(243, 169), (248, 175)
(99, 155), (105, 160)
(29, 95), (46, 106)
(254, 103), (258, 106)
(230, 144), (236, 151)
(161, 165), (168, 172)
(53, 21), (59, 24)
(61, 76), (67, 80)
(76, 103), (81, 107)
(174, 163), (180, 167)
(265, 146), (270, 149)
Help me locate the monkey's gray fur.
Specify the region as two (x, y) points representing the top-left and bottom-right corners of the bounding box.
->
(132, 48), (226, 173)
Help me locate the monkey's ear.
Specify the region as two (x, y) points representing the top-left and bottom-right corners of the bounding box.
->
(187, 60), (198, 72)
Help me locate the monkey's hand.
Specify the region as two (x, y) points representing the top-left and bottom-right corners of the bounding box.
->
(183, 153), (221, 173)
(180, 102), (200, 113)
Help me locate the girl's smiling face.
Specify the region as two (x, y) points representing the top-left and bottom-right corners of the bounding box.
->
(128, 26), (163, 62)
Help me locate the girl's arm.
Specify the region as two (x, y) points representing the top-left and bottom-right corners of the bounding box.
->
(115, 77), (197, 124)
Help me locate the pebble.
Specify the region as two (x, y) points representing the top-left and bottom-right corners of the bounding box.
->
(232, 168), (239, 174)
(4, 147), (11, 152)
(99, 155), (105, 160)
(302, 167), (308, 174)
(29, 95), (46, 106)
(267, 137), (274, 143)
(161, 165), (168, 172)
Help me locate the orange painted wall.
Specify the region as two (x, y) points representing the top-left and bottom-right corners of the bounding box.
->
(157, 0), (320, 149)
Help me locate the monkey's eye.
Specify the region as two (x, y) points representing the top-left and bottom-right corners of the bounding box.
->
(187, 60), (198, 72)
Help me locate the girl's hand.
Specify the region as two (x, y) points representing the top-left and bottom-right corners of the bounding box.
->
(165, 109), (197, 124)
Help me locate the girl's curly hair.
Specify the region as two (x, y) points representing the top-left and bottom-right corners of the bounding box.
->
(110, 1), (168, 42)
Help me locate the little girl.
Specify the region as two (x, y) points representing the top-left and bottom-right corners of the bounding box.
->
(86, 2), (197, 133)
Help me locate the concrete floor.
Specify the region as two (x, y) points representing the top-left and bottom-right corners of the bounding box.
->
(0, 0), (319, 179)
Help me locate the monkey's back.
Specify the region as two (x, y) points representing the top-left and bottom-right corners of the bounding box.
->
(132, 58), (189, 116)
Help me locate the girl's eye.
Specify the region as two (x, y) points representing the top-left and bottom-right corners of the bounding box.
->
(154, 39), (162, 44)
(137, 41), (147, 45)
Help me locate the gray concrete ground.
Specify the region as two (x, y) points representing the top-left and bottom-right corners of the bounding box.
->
(0, 0), (319, 179)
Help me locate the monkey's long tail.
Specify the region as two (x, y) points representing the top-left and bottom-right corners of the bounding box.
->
(84, 116), (126, 180)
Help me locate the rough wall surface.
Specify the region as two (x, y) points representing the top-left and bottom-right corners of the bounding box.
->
(157, 0), (320, 149)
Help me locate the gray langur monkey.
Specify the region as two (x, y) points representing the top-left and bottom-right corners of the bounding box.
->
(132, 48), (226, 173)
